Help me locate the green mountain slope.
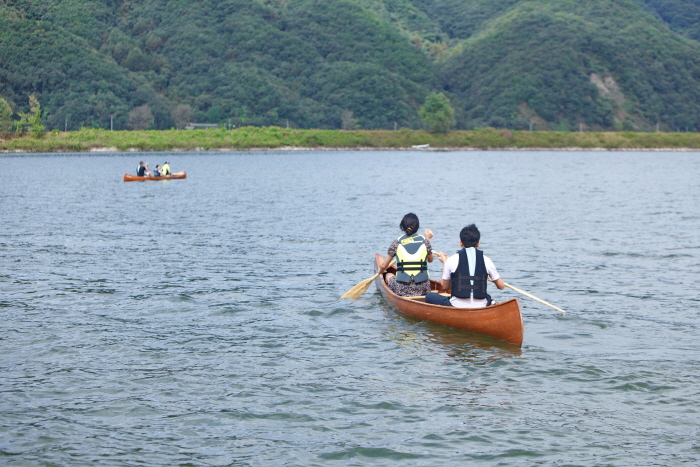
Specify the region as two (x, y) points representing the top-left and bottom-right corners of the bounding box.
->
(3, 0), (700, 131)
(1, 0), (433, 129)
(416, 0), (700, 130)
(0, 4), (140, 130)
(634, 0), (700, 41)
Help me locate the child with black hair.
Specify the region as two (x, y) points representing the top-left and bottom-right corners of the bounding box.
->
(425, 224), (504, 308)
(376, 213), (435, 297)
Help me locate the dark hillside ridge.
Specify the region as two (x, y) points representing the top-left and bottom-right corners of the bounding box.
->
(430, 0), (700, 130)
(2, 0), (700, 131)
(634, 0), (700, 41)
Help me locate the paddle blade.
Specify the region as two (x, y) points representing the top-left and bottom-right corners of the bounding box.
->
(341, 275), (376, 299)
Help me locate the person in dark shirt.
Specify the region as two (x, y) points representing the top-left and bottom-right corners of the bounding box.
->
(136, 161), (151, 177)
(153, 165), (162, 177)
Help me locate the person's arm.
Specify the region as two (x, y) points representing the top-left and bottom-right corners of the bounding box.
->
(435, 251), (451, 290)
(486, 257), (505, 290)
(424, 229), (434, 263)
(378, 239), (399, 274)
(377, 254), (394, 274)
(491, 277), (505, 290)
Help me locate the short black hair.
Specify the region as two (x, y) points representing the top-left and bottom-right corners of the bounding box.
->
(399, 213), (420, 236)
(460, 224), (480, 248)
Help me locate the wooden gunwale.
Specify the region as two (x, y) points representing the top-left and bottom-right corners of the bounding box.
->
(373, 253), (524, 346)
(123, 171), (186, 181)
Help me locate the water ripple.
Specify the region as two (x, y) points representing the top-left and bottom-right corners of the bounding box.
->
(1, 151), (700, 465)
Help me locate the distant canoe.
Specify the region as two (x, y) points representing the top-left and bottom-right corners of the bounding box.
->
(373, 253), (524, 346)
(411, 144), (430, 149)
(123, 171), (186, 182)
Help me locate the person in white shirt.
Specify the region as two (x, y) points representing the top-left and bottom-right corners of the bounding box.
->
(425, 224), (504, 308)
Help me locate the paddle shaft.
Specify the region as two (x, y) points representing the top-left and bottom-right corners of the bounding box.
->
(503, 282), (565, 314)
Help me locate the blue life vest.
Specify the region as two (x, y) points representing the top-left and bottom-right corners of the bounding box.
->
(451, 248), (488, 299)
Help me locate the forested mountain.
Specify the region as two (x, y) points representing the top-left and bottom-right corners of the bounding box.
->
(634, 0), (700, 41)
(3, 0), (700, 131)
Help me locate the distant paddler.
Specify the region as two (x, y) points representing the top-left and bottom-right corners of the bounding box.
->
(161, 161), (171, 176)
(136, 161), (151, 177)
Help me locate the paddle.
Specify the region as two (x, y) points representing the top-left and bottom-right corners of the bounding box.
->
(502, 281), (566, 314)
(341, 259), (395, 300)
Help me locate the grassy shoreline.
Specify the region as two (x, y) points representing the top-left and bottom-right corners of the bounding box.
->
(4, 127), (700, 153)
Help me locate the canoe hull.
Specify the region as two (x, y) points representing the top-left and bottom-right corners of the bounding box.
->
(124, 171), (186, 181)
(373, 254), (524, 346)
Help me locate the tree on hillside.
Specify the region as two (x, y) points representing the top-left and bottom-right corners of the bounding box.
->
(15, 95), (45, 137)
(128, 105), (153, 130)
(172, 104), (194, 130)
(419, 92), (455, 133)
(0, 97), (12, 133)
(341, 110), (356, 130)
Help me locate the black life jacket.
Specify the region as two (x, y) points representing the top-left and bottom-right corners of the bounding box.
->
(450, 248), (488, 299)
(395, 233), (429, 283)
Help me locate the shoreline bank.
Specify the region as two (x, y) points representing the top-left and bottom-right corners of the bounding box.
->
(4, 146), (700, 153)
(4, 127), (700, 153)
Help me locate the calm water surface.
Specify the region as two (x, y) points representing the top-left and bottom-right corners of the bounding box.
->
(1, 150), (699, 466)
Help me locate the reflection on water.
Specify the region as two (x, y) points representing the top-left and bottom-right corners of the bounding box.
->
(381, 303), (522, 362)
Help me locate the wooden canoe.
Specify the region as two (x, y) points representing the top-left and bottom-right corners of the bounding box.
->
(373, 253), (524, 346)
(123, 171), (186, 182)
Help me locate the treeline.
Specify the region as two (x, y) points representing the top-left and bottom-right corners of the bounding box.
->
(4, 0), (700, 131)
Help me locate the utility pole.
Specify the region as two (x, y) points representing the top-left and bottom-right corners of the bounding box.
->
(286, 119), (289, 129)
(65, 117), (67, 132)
(529, 121), (533, 131)
(394, 121), (397, 131)
(110, 115), (113, 131)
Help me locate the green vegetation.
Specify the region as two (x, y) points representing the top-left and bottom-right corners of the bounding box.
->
(0, 0), (432, 131)
(14, 94), (45, 136)
(4, 127), (700, 153)
(0, 97), (11, 133)
(4, 0), (700, 132)
(634, 0), (700, 41)
(429, 0), (700, 131)
(420, 92), (455, 133)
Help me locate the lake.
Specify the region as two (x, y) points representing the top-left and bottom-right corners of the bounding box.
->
(1, 150), (699, 466)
